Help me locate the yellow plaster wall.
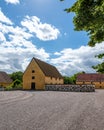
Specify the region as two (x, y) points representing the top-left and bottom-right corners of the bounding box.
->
(100, 82), (104, 88)
(84, 82), (92, 84)
(0, 82), (11, 87)
(93, 82), (104, 89)
(76, 81), (104, 89)
(45, 77), (64, 85)
(76, 81), (83, 85)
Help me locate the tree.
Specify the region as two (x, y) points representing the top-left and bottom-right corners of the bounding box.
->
(60, 0), (104, 73)
(64, 71), (85, 84)
(92, 62), (104, 73)
(64, 76), (75, 84)
(9, 71), (23, 82)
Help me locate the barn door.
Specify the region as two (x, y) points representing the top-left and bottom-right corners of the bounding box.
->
(31, 82), (35, 90)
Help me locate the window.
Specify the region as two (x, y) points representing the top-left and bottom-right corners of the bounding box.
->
(32, 70), (35, 73)
(32, 76), (35, 79)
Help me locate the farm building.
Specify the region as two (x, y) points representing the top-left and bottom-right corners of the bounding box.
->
(23, 57), (63, 90)
(0, 71), (13, 88)
(76, 73), (104, 89)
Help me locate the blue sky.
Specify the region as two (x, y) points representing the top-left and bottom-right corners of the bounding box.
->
(0, 0), (104, 76)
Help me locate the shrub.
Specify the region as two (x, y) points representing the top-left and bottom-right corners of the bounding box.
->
(5, 79), (22, 91)
(5, 85), (13, 91)
(12, 79), (22, 90)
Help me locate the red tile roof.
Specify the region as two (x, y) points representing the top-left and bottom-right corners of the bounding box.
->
(0, 71), (13, 83)
(76, 73), (104, 82)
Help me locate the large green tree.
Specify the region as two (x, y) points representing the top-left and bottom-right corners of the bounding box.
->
(9, 71), (23, 82)
(60, 0), (104, 73)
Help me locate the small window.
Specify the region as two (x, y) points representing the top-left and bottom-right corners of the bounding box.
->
(32, 76), (35, 79)
(32, 70), (35, 73)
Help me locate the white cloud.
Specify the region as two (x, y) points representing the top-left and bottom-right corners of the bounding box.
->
(0, 10), (50, 73)
(0, 37), (50, 73)
(0, 32), (6, 42)
(4, 0), (20, 4)
(21, 16), (60, 41)
(0, 9), (13, 25)
(51, 43), (104, 76)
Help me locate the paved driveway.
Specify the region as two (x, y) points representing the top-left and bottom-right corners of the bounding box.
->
(0, 90), (104, 130)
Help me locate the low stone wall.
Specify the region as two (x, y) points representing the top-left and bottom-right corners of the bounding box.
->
(45, 84), (95, 92)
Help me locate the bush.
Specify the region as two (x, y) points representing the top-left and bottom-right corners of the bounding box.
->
(12, 79), (22, 90)
(5, 86), (13, 91)
(5, 79), (22, 91)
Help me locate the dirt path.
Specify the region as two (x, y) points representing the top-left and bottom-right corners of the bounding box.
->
(0, 90), (104, 130)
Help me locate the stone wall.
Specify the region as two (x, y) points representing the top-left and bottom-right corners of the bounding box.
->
(45, 84), (95, 92)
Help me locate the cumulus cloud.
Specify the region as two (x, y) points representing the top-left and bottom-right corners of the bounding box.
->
(51, 43), (104, 76)
(0, 10), (50, 73)
(4, 0), (20, 4)
(21, 16), (60, 41)
(0, 9), (13, 25)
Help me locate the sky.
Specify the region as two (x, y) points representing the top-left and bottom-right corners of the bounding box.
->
(0, 0), (104, 76)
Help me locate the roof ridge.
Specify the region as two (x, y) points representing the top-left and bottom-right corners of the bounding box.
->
(33, 57), (55, 68)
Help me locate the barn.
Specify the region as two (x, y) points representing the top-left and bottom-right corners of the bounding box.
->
(23, 57), (63, 90)
(76, 73), (104, 89)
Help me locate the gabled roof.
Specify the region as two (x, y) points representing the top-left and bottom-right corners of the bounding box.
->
(76, 73), (104, 82)
(33, 57), (63, 79)
(0, 71), (13, 83)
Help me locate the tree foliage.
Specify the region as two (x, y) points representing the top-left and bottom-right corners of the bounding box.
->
(64, 71), (85, 84)
(7, 72), (23, 90)
(61, 0), (104, 73)
(92, 62), (104, 73)
(64, 76), (75, 84)
(9, 71), (23, 82)
(64, 0), (104, 47)
(6, 79), (22, 90)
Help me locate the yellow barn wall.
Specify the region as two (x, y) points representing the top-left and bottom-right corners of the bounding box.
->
(84, 82), (92, 84)
(23, 59), (45, 90)
(93, 82), (104, 89)
(76, 81), (83, 85)
(76, 81), (92, 85)
(45, 77), (64, 85)
(76, 81), (104, 89)
(100, 82), (104, 88)
(0, 82), (12, 87)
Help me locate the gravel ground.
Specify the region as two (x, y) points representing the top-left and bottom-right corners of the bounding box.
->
(0, 90), (104, 130)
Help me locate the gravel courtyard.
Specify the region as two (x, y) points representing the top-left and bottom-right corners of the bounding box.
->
(0, 90), (104, 130)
